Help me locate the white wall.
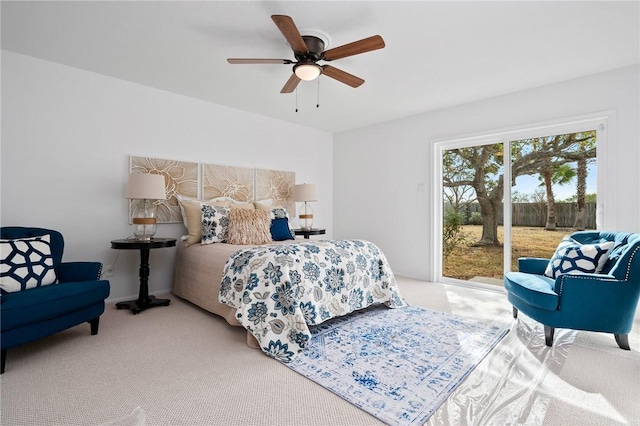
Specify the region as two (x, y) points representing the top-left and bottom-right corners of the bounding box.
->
(334, 65), (640, 281)
(1, 51), (333, 301)
(3, 51), (638, 296)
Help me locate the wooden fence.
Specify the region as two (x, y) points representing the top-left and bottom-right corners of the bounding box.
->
(460, 202), (597, 229)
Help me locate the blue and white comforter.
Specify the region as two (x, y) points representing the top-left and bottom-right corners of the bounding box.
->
(219, 239), (406, 362)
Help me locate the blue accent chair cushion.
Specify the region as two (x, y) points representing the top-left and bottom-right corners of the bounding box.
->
(505, 231), (640, 350)
(0, 227), (110, 373)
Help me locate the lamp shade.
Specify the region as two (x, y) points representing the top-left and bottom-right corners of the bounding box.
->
(125, 173), (167, 200)
(294, 64), (322, 81)
(294, 184), (318, 202)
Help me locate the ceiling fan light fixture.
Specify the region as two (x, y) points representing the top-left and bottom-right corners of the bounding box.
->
(294, 63), (322, 81)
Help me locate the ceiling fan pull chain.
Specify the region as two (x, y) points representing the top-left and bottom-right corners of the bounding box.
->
(317, 78), (320, 108)
(295, 88), (298, 112)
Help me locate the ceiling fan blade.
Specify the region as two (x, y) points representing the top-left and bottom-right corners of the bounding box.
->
(280, 73), (301, 93)
(227, 58), (292, 64)
(321, 65), (365, 88)
(322, 35), (385, 61)
(271, 15), (308, 54)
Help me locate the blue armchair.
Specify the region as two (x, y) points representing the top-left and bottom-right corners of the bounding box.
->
(505, 231), (640, 350)
(0, 227), (110, 373)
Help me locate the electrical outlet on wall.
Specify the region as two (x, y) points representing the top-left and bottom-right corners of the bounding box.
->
(102, 264), (114, 278)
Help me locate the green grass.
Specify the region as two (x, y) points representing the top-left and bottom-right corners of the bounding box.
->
(443, 225), (575, 280)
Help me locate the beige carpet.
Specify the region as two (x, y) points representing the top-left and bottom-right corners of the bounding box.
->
(1, 277), (638, 425)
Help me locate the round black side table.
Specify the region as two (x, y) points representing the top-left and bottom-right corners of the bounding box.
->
(293, 228), (326, 239)
(110, 237), (177, 314)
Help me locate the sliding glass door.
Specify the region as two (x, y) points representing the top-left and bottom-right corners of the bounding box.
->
(435, 118), (604, 288)
(442, 143), (505, 285)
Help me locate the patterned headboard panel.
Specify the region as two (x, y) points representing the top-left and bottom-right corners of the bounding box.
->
(130, 156), (295, 223)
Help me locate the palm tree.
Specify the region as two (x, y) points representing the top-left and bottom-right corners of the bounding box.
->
(538, 163), (576, 230)
(572, 131), (596, 230)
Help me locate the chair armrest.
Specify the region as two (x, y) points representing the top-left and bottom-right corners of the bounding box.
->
(57, 262), (103, 282)
(554, 273), (640, 324)
(554, 273), (619, 295)
(555, 274), (640, 334)
(518, 258), (549, 275)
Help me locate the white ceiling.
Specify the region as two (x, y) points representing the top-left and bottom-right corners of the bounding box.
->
(2, 1), (639, 133)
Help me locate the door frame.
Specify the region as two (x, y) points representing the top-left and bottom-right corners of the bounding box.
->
(431, 112), (611, 289)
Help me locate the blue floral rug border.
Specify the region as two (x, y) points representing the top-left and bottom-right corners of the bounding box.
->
(285, 305), (510, 425)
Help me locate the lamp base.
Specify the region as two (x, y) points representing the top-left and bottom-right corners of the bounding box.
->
(298, 202), (314, 230)
(131, 199), (158, 240)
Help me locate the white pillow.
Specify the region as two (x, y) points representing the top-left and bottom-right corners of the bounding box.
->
(176, 195), (231, 246)
(1, 234), (57, 293)
(229, 200), (255, 210)
(544, 236), (614, 279)
(201, 205), (231, 244)
(208, 196), (255, 210)
(254, 199), (283, 210)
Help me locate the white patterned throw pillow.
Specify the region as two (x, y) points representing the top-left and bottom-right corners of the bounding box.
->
(0, 234), (57, 293)
(201, 205), (231, 244)
(544, 236), (614, 279)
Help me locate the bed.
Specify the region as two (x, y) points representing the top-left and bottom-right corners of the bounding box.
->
(173, 237), (406, 362)
(169, 169), (406, 361)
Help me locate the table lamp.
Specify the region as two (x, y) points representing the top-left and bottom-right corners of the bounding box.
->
(294, 183), (317, 230)
(125, 173), (167, 240)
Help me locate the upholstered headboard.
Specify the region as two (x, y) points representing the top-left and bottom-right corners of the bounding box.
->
(129, 155), (295, 224)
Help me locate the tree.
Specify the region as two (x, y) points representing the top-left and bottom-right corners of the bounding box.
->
(443, 132), (596, 246)
(574, 157), (587, 230)
(442, 151), (476, 214)
(538, 163), (576, 230)
(512, 132), (594, 230)
(562, 193), (597, 203)
(443, 210), (468, 260)
(444, 144), (504, 246)
(572, 131), (596, 230)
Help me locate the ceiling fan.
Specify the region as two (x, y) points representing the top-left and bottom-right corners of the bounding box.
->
(227, 15), (385, 93)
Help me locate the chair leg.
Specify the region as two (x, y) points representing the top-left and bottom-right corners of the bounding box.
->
(512, 306), (518, 319)
(1, 349), (6, 374)
(615, 334), (630, 350)
(89, 317), (100, 335)
(544, 325), (555, 347)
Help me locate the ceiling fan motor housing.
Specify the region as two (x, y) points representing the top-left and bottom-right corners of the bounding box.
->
(296, 36), (325, 62)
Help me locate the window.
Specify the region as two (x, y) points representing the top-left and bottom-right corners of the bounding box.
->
(433, 115), (607, 289)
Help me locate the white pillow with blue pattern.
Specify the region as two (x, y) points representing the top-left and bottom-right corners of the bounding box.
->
(1, 234), (57, 293)
(201, 205), (231, 244)
(544, 236), (614, 279)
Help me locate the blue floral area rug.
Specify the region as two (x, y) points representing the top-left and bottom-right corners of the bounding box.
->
(285, 305), (509, 425)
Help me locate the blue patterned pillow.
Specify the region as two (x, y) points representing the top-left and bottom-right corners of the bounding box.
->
(271, 208), (295, 236)
(544, 236), (614, 279)
(201, 205), (230, 244)
(0, 234), (57, 293)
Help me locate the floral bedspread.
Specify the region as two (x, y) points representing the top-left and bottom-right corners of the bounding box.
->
(219, 239), (406, 362)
